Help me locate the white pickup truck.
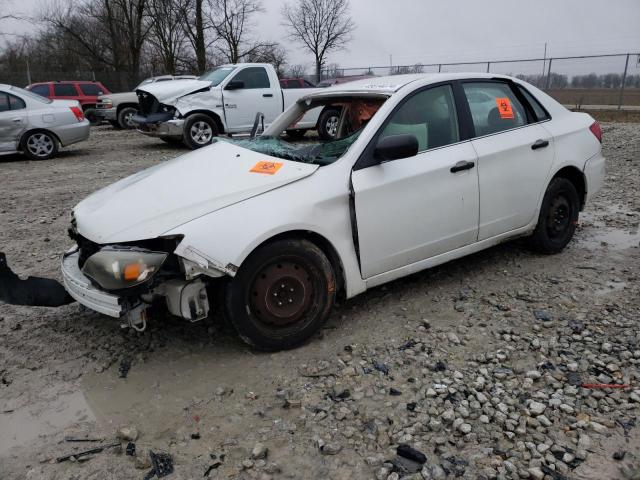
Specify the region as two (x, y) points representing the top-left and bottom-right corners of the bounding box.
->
(133, 63), (335, 149)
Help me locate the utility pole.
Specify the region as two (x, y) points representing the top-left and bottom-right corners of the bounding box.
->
(389, 54), (393, 74)
(26, 58), (31, 85)
(541, 42), (547, 88)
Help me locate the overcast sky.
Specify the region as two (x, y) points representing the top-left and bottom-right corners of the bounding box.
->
(2, 0), (639, 75)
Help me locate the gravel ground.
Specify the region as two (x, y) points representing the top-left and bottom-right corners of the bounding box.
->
(0, 124), (639, 480)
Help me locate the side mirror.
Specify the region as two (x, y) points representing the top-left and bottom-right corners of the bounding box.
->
(374, 134), (419, 163)
(225, 80), (244, 90)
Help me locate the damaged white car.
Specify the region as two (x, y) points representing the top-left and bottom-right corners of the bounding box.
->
(62, 73), (605, 350)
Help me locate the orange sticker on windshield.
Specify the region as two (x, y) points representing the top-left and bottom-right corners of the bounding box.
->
(250, 161), (283, 175)
(496, 97), (514, 119)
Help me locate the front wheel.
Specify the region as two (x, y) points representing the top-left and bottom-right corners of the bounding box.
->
(224, 239), (336, 351)
(22, 131), (58, 160)
(117, 106), (138, 129)
(527, 177), (580, 253)
(317, 108), (341, 140)
(183, 114), (218, 149)
(84, 108), (100, 126)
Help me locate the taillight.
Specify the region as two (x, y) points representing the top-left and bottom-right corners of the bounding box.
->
(70, 106), (84, 122)
(589, 121), (602, 143)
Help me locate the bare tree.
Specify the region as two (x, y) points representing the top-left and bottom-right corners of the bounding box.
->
(246, 43), (287, 76)
(207, 0), (273, 64)
(281, 0), (354, 82)
(147, 0), (188, 73)
(181, 0), (208, 73)
(287, 64), (306, 78)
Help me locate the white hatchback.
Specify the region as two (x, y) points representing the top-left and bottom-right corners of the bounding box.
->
(62, 73), (605, 350)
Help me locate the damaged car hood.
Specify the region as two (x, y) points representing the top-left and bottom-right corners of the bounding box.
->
(137, 79), (213, 104)
(73, 141), (319, 243)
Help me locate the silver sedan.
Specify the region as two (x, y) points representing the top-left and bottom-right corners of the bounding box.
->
(0, 84), (90, 160)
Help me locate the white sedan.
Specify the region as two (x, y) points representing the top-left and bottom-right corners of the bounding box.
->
(61, 73), (605, 350)
(0, 84), (90, 160)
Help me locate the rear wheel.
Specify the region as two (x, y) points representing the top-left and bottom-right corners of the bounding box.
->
(117, 106), (138, 129)
(183, 113), (218, 149)
(317, 108), (341, 140)
(224, 239), (336, 351)
(22, 131), (58, 160)
(527, 177), (580, 253)
(84, 108), (100, 126)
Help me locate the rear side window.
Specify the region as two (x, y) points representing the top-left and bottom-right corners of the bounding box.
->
(0, 93), (9, 112)
(79, 83), (104, 95)
(380, 84), (460, 152)
(8, 94), (26, 110)
(231, 67), (270, 89)
(30, 84), (50, 97)
(462, 82), (527, 137)
(53, 84), (78, 96)
(517, 85), (550, 121)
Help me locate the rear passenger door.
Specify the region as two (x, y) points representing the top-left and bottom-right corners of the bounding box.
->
(0, 91), (28, 152)
(461, 80), (554, 240)
(352, 84), (479, 279)
(53, 83), (80, 101)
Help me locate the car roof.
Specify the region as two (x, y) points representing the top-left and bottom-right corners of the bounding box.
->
(307, 72), (517, 98)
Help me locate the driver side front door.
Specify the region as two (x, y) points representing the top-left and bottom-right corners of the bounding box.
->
(351, 84), (479, 279)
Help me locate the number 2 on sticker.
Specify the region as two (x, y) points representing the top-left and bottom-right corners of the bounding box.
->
(496, 97), (514, 119)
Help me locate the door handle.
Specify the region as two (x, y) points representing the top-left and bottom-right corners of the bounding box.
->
(531, 139), (549, 150)
(262, 93), (273, 98)
(450, 160), (475, 173)
(12, 118), (22, 123)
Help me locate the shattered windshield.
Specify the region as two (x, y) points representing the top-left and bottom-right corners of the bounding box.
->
(199, 67), (235, 86)
(219, 130), (362, 166)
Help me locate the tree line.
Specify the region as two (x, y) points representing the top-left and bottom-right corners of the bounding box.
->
(0, 0), (354, 90)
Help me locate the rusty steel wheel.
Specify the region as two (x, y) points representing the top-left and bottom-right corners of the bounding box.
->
(224, 239), (336, 351)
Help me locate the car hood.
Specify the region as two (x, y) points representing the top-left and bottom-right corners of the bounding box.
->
(137, 79), (212, 104)
(73, 141), (319, 244)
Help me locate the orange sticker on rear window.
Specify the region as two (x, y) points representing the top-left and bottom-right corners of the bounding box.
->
(250, 161), (283, 175)
(496, 97), (514, 119)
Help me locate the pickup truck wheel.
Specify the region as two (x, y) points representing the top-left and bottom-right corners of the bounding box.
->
(317, 108), (341, 140)
(84, 108), (100, 126)
(224, 239), (336, 351)
(22, 131), (58, 160)
(118, 106), (138, 129)
(183, 114), (218, 149)
(285, 129), (307, 140)
(527, 177), (580, 254)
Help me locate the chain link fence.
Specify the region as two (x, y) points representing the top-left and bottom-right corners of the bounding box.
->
(317, 52), (640, 110)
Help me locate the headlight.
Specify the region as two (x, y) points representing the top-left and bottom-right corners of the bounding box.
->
(82, 248), (167, 291)
(100, 99), (113, 108)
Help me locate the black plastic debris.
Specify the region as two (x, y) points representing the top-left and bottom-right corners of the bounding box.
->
(389, 456), (421, 475)
(144, 451), (174, 479)
(126, 442), (136, 456)
(397, 444), (427, 464)
(372, 360), (389, 375)
(204, 461), (222, 477)
(389, 387), (402, 396)
(613, 450), (626, 460)
(0, 252), (73, 307)
(398, 339), (416, 351)
(119, 358), (132, 378)
(533, 310), (552, 321)
(327, 388), (350, 402)
(406, 402), (417, 412)
(434, 360), (447, 372)
(56, 441), (121, 463)
(191, 432), (201, 440)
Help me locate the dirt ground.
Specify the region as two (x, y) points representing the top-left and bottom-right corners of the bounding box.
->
(0, 124), (639, 480)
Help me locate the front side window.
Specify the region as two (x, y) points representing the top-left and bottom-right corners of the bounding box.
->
(380, 84), (460, 152)
(53, 84), (78, 96)
(463, 82), (527, 136)
(231, 67), (270, 89)
(79, 83), (104, 96)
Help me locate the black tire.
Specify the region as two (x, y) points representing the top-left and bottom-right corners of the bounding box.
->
(527, 177), (580, 254)
(160, 136), (183, 146)
(108, 120), (121, 129)
(183, 113), (219, 150)
(285, 129), (307, 140)
(224, 239), (336, 351)
(84, 108), (100, 126)
(22, 131), (59, 160)
(117, 106), (138, 129)
(317, 108), (341, 140)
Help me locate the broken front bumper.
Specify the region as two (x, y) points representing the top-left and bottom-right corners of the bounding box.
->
(133, 113), (184, 138)
(61, 250), (123, 318)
